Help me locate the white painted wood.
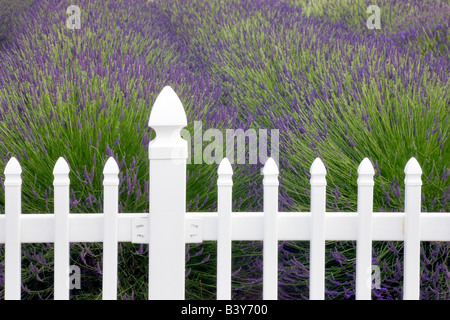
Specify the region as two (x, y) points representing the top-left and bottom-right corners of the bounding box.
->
(419, 212), (450, 241)
(309, 158), (327, 300)
(216, 158), (233, 300)
(132, 217), (148, 243)
(355, 158), (375, 300)
(262, 158), (279, 300)
(4, 157), (22, 300)
(185, 218), (203, 243)
(147, 86), (188, 300)
(0, 211), (448, 244)
(102, 157), (120, 300)
(403, 157), (422, 300)
(53, 157), (71, 300)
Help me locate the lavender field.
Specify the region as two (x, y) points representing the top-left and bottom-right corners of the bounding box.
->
(0, 0), (449, 300)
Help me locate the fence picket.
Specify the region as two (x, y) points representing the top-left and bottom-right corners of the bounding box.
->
(262, 158), (279, 300)
(102, 157), (120, 300)
(53, 157), (71, 300)
(355, 158), (375, 300)
(309, 158), (327, 300)
(4, 157), (22, 300)
(217, 158), (233, 300)
(403, 157), (422, 300)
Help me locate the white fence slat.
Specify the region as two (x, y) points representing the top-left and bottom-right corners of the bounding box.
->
(355, 158), (375, 300)
(102, 157), (120, 300)
(148, 86), (188, 300)
(53, 157), (71, 300)
(1, 211), (449, 244)
(262, 158), (279, 300)
(403, 157), (422, 300)
(4, 157), (22, 300)
(216, 158), (233, 300)
(309, 158), (327, 300)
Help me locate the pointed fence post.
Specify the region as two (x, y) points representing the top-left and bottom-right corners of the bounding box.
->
(355, 158), (375, 300)
(309, 158), (327, 300)
(102, 157), (120, 300)
(148, 86), (188, 300)
(53, 157), (71, 300)
(4, 157), (22, 300)
(403, 157), (422, 300)
(217, 158), (233, 300)
(262, 158), (279, 300)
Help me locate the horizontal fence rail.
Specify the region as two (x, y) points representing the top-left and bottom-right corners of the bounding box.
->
(1, 86), (449, 300)
(0, 211), (449, 243)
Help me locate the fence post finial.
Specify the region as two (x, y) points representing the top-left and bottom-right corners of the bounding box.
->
(262, 157), (279, 186)
(53, 157), (70, 185)
(263, 157), (279, 175)
(218, 158), (233, 186)
(53, 157), (70, 174)
(148, 86), (187, 127)
(148, 86), (188, 160)
(103, 157), (120, 185)
(218, 157), (233, 175)
(357, 158), (375, 186)
(4, 157), (22, 185)
(310, 158), (326, 186)
(404, 157), (422, 186)
(103, 157), (119, 174)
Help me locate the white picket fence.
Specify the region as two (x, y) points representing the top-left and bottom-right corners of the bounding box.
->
(1, 86), (449, 300)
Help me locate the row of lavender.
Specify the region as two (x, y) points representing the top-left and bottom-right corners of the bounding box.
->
(0, 0), (449, 299)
